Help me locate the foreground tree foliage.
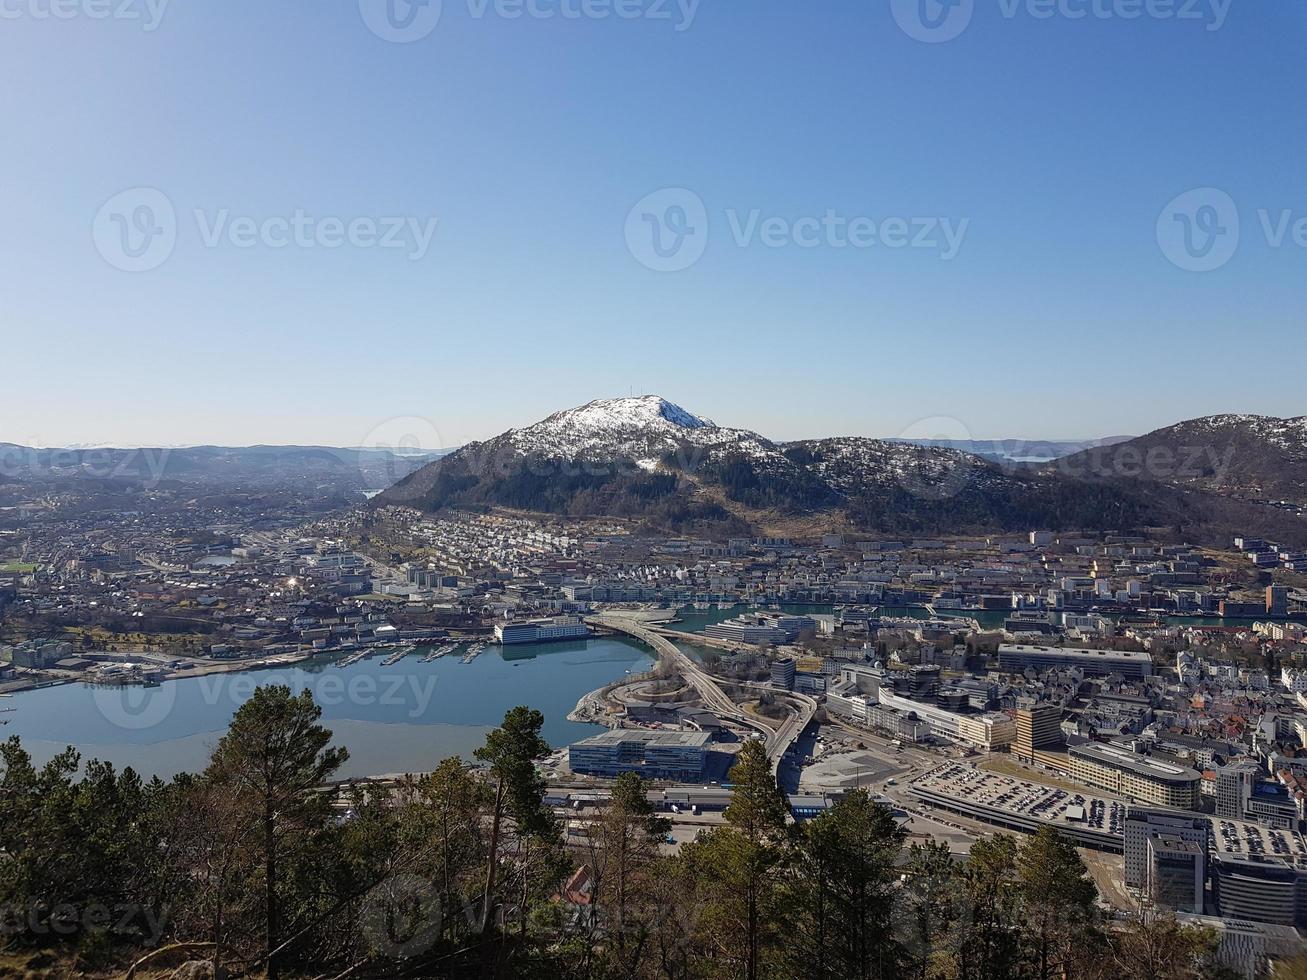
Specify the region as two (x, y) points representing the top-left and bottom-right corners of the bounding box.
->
(0, 690), (1250, 978)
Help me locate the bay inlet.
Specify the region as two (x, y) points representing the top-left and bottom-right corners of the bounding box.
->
(3, 636), (654, 780)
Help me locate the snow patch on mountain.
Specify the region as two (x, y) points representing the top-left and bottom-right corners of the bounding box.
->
(501, 395), (790, 471)
(788, 437), (990, 494)
(1160, 414), (1307, 460)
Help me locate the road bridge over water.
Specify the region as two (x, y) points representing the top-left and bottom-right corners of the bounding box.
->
(588, 615), (817, 778)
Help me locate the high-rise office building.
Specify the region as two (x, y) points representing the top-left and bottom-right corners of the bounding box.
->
(1014, 703), (1063, 762)
(1147, 835), (1205, 913)
(1217, 760), (1262, 820)
(1124, 808), (1209, 892)
(770, 658), (796, 691)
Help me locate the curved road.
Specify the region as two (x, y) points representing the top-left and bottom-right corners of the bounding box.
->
(589, 615), (817, 776)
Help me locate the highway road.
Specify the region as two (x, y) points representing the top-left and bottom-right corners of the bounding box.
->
(589, 615), (817, 776)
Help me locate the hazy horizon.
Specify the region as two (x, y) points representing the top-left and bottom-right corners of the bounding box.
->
(6, 392), (1304, 451)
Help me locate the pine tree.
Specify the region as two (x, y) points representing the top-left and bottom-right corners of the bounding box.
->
(790, 789), (906, 980)
(1015, 826), (1099, 980)
(900, 839), (956, 980)
(205, 686), (348, 979)
(954, 833), (1020, 980)
(722, 740), (790, 980)
(473, 706), (553, 934)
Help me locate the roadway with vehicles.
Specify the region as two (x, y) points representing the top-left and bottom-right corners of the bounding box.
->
(587, 615), (817, 776)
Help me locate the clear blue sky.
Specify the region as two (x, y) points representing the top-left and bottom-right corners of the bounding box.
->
(3, 0), (1305, 451)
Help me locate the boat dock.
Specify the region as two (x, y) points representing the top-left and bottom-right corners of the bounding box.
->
(460, 642), (487, 665)
(380, 644), (417, 667)
(420, 642), (460, 663)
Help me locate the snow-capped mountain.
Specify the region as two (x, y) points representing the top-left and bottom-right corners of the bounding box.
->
(499, 396), (793, 473)
(377, 398), (1307, 542)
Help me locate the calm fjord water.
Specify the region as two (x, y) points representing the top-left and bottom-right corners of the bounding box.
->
(5, 637), (653, 780)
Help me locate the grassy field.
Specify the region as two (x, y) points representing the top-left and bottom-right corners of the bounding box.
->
(0, 562), (37, 573)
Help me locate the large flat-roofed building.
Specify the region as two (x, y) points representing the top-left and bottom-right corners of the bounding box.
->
(770, 658), (796, 691)
(912, 766), (1307, 930)
(1247, 782), (1299, 829)
(998, 643), (1153, 679)
(1209, 818), (1307, 926)
(1217, 759), (1261, 819)
(495, 616), (590, 645)
(1126, 811), (1307, 929)
(1211, 858), (1305, 927)
(1216, 760), (1299, 828)
(1171, 915), (1306, 980)
(703, 612), (816, 645)
(1067, 742), (1202, 809)
(568, 730), (710, 781)
(876, 691), (1015, 750)
(909, 762), (1127, 852)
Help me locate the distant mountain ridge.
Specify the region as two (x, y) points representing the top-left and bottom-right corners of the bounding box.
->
(1049, 414), (1307, 505)
(380, 396), (1285, 541)
(0, 443), (448, 491)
